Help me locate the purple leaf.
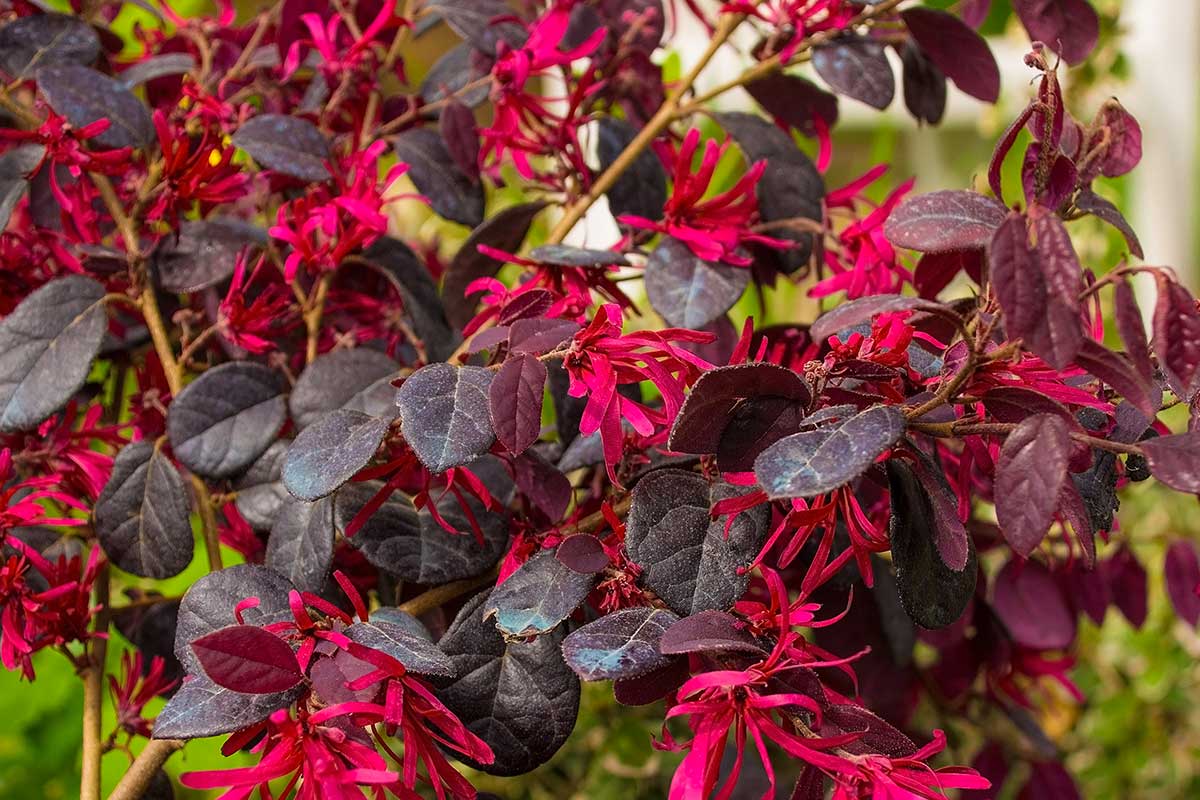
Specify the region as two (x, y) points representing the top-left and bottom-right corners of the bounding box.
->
(1019, 761), (1081, 800)
(36, 64), (155, 150)
(528, 244), (629, 269)
(745, 72), (839, 138)
(166, 361), (287, 479)
(282, 409), (391, 501)
(485, 550), (596, 637)
(913, 250), (983, 298)
(289, 347), (399, 430)
(153, 217), (267, 293)
(754, 405), (905, 499)
(488, 353), (546, 455)
(1074, 339), (1155, 419)
(560, 607), (679, 680)
(344, 620), (457, 676)
(396, 362), (496, 472)
(1091, 100), (1142, 178)
(613, 658), (688, 706)
(235, 441), (290, 531)
(668, 362), (811, 472)
(658, 609), (767, 656)
(902, 8), (1000, 103)
(596, 116), (667, 223)
(625, 469), (771, 615)
(192, 625), (303, 694)
(908, 451), (970, 571)
(1012, 0), (1099, 66)
(961, 0), (993, 28)
(0, 275), (107, 432)
(644, 236), (749, 329)
(439, 100), (481, 182)
(1111, 273), (1153, 380)
(394, 126), (483, 228)
(441, 202), (547, 327)
(900, 40), (947, 125)
(1106, 546), (1148, 628)
(509, 317), (581, 354)
(1021, 143), (1077, 210)
(231, 114), (330, 182)
(1139, 432), (1200, 494)
(981, 385), (1074, 426)
(884, 190), (1007, 253)
(1165, 541), (1200, 627)
(991, 560), (1076, 650)
(812, 36), (895, 110)
(95, 441), (194, 579)
(153, 675), (302, 740)
(1152, 273), (1200, 398)
(887, 460), (977, 629)
(266, 496), (335, 593)
(0, 13), (99, 78)
(995, 413), (1071, 555)
(810, 294), (940, 342)
(513, 450), (572, 521)
(556, 534), (609, 574)
(335, 481), (508, 583)
(1064, 562), (1110, 624)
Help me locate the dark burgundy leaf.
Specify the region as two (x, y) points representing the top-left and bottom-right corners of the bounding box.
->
(231, 114), (330, 182)
(153, 217), (267, 293)
(962, 0), (993, 27)
(1065, 562), (1110, 625)
(1152, 273), (1200, 398)
(192, 625), (302, 694)
(360, 237), (457, 361)
(989, 211), (1082, 369)
(95, 441), (194, 579)
(425, 0), (525, 54)
(166, 361), (287, 479)
(513, 449), (572, 521)
(625, 469), (771, 615)
(282, 409), (390, 501)
(234, 441), (290, 531)
(658, 609), (767, 656)
(745, 72), (839, 138)
(485, 550), (595, 637)
(489, 353), (546, 455)
(153, 674), (302, 740)
(1021, 142), (1077, 210)
(813, 36), (894, 110)
(668, 362), (810, 462)
(498, 290), (552, 324)
(265, 496), (335, 593)
(1106, 545), (1148, 628)
(810, 294), (939, 343)
(439, 101), (481, 182)
(1165, 540), (1200, 627)
(556, 534), (609, 574)
(420, 43), (493, 108)
(1112, 272), (1153, 378)
(0, 13), (99, 77)
(885, 190), (1007, 253)
(755, 405), (905, 499)
(36, 63), (153, 149)
(900, 40), (947, 125)
(509, 317), (581, 354)
(442, 201), (547, 327)
(561, 607), (679, 681)
(175, 564), (297, 675)
(1020, 761), (1081, 800)
(335, 481), (508, 583)
(396, 362), (495, 472)
(1139, 432), (1200, 494)
(528, 244), (629, 268)
(1074, 339), (1155, 419)
(1090, 100), (1142, 178)
(907, 450), (970, 571)
(596, 116), (667, 223)
(913, 250), (982, 299)
(395, 127), (484, 228)
(644, 236), (749, 329)
(0, 275), (107, 432)
(995, 413), (1071, 555)
(820, 703), (917, 758)
(1069, 450), (1117, 544)
(991, 560), (1076, 649)
(1012, 0), (1099, 65)
(0, 144), (43, 232)
(981, 385), (1073, 425)
(118, 52), (196, 87)
(290, 347), (399, 430)
(437, 590), (579, 775)
(310, 650), (382, 706)
(344, 620), (456, 676)
(886, 460), (977, 629)
(613, 657), (689, 706)
(901, 8), (1000, 102)
(1030, 207), (1083, 302)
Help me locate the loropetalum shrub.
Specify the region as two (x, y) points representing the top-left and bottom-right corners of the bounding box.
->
(0, 0), (1198, 798)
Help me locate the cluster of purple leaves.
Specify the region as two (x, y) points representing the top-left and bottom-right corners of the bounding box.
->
(0, 1), (1198, 799)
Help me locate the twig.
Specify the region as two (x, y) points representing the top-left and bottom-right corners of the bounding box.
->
(80, 564), (111, 800)
(107, 739), (185, 800)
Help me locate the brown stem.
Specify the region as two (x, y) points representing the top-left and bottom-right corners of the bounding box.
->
(80, 564), (111, 800)
(305, 272), (335, 364)
(911, 420), (1146, 456)
(398, 566), (500, 617)
(107, 739), (185, 800)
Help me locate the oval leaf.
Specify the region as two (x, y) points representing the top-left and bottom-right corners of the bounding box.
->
(166, 361), (287, 479)
(902, 8), (1000, 102)
(290, 347), (399, 429)
(485, 550), (596, 638)
(232, 114), (330, 182)
(441, 202), (547, 327)
(234, 440), (290, 531)
(991, 559), (1076, 649)
(395, 127), (484, 228)
(192, 624), (302, 694)
(344, 620), (457, 676)
(282, 409), (391, 501)
(596, 116), (667, 223)
(488, 353), (546, 455)
(813, 36), (895, 110)
(1165, 540), (1200, 627)
(153, 675), (302, 740)
(884, 190), (1007, 253)
(266, 496), (335, 593)
(0, 13), (99, 78)
(644, 236), (750, 329)
(396, 362), (495, 472)
(1139, 432), (1200, 494)
(560, 607), (679, 681)
(0, 275), (107, 432)
(36, 64), (154, 149)
(94, 441), (194, 579)
(995, 413), (1071, 555)
(754, 405), (905, 499)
